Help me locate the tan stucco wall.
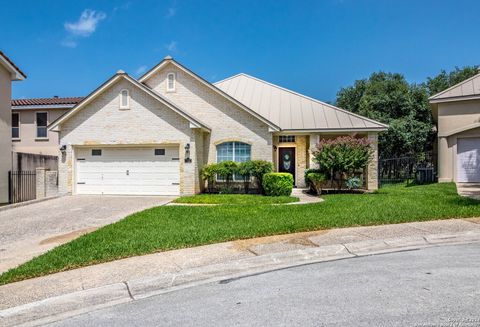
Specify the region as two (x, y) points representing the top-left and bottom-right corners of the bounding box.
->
(12, 108), (66, 155)
(57, 78), (201, 195)
(436, 100), (480, 182)
(143, 63), (273, 173)
(0, 66), (12, 203)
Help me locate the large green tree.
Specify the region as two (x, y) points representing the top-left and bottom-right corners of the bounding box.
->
(336, 67), (478, 158)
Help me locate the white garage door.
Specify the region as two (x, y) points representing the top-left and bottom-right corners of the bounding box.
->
(75, 147), (180, 195)
(457, 138), (480, 183)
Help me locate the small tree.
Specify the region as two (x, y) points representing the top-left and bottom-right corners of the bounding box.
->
(216, 161), (239, 190)
(312, 136), (373, 190)
(249, 160), (273, 194)
(201, 163), (219, 193)
(238, 161), (255, 193)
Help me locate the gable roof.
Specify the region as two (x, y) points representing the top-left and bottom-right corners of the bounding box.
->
(49, 71), (210, 132)
(429, 72), (480, 103)
(139, 57), (281, 131)
(215, 73), (388, 132)
(12, 97), (84, 109)
(0, 50), (26, 80)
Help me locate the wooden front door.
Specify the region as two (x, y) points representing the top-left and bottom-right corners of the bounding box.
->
(278, 147), (296, 185)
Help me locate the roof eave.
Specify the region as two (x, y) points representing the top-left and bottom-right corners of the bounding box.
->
(279, 127), (389, 133)
(429, 94), (480, 104)
(0, 53), (26, 80)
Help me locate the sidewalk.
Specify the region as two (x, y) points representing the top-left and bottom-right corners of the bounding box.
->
(1, 218), (480, 326)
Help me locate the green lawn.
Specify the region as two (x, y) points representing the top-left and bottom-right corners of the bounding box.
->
(1, 183), (480, 285)
(173, 194), (299, 204)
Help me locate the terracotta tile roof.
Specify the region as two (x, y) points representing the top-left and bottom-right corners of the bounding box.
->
(0, 50), (27, 78)
(11, 97), (84, 107)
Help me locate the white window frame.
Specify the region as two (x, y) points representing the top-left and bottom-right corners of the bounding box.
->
(35, 111), (48, 139)
(12, 112), (20, 139)
(119, 89), (130, 109)
(166, 73), (176, 92)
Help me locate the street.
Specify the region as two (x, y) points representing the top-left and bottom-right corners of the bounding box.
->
(49, 243), (480, 326)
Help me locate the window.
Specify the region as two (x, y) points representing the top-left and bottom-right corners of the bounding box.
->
(167, 73), (176, 92)
(36, 112), (48, 138)
(119, 89), (129, 109)
(279, 135), (295, 143)
(92, 149), (102, 156)
(155, 149), (165, 156)
(12, 113), (19, 139)
(216, 142), (251, 181)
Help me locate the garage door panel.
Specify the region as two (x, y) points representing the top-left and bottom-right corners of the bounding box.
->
(76, 147), (181, 195)
(457, 138), (480, 183)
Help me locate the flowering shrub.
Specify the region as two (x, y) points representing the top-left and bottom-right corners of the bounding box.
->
(311, 136), (373, 189)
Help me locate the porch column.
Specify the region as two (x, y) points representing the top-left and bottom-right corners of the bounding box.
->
(309, 134), (320, 169)
(366, 132), (379, 191)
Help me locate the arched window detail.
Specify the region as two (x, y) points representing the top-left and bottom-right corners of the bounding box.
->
(119, 89), (129, 109)
(167, 73), (176, 92)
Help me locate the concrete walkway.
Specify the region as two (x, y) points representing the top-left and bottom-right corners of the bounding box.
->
(457, 183), (480, 200)
(1, 218), (480, 326)
(0, 195), (176, 273)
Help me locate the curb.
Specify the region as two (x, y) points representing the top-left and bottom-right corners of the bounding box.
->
(2, 230), (480, 327)
(0, 195), (63, 213)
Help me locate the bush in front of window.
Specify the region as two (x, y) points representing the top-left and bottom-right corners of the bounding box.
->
(215, 161), (239, 187)
(201, 163), (220, 193)
(262, 173), (294, 196)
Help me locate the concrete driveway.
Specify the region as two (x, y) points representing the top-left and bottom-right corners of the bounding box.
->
(0, 195), (176, 273)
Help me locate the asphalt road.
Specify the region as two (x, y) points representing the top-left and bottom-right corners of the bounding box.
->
(50, 243), (480, 327)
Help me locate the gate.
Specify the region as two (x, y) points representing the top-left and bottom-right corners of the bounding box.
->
(8, 171), (36, 204)
(379, 153), (437, 185)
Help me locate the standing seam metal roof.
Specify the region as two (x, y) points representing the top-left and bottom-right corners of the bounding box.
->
(214, 73), (388, 131)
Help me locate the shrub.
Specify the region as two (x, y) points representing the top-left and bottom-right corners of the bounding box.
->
(346, 176), (361, 190)
(249, 160), (273, 194)
(311, 136), (373, 190)
(238, 161), (255, 193)
(216, 161), (239, 187)
(262, 173), (294, 196)
(304, 168), (323, 192)
(306, 172), (327, 195)
(201, 163), (219, 193)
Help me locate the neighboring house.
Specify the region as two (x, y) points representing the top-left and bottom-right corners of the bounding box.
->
(430, 72), (480, 183)
(0, 51), (25, 204)
(11, 97), (83, 155)
(49, 56), (387, 196)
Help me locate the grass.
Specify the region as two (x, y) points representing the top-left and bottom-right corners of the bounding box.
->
(173, 194), (299, 204)
(1, 183), (480, 285)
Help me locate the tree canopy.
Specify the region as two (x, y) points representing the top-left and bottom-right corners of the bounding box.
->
(336, 66), (478, 158)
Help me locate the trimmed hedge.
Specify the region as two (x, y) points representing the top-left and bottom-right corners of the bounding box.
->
(262, 173), (294, 196)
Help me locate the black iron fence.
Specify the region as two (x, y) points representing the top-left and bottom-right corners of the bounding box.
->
(8, 171), (36, 204)
(379, 153), (437, 186)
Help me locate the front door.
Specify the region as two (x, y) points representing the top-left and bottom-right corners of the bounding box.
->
(279, 147), (296, 185)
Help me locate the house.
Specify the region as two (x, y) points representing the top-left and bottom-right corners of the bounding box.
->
(430, 72), (480, 183)
(11, 97), (83, 156)
(49, 56), (388, 196)
(0, 51), (25, 204)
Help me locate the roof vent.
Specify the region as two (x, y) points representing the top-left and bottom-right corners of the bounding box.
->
(53, 95), (59, 98)
(164, 55), (173, 60)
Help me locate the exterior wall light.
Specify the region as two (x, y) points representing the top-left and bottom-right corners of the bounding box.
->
(184, 143), (192, 163)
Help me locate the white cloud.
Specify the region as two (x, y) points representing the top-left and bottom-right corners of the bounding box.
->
(165, 41), (177, 52)
(64, 9), (107, 37)
(165, 1), (176, 18)
(61, 39), (77, 48)
(114, 2), (132, 12)
(135, 65), (148, 76)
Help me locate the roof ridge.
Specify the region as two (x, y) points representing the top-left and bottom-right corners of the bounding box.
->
(219, 73), (388, 128)
(429, 71), (480, 100)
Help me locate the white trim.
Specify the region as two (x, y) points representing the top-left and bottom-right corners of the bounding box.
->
(35, 111), (49, 139)
(139, 59), (281, 131)
(0, 54), (25, 81)
(119, 89), (130, 109)
(12, 112), (20, 140)
(276, 144), (298, 186)
(166, 72), (176, 92)
(429, 94), (480, 104)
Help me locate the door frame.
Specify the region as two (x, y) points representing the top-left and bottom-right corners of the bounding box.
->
(277, 145), (297, 186)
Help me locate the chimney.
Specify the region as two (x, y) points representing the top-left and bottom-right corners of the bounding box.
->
(53, 95), (59, 98)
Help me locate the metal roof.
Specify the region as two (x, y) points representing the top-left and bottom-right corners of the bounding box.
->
(429, 72), (480, 103)
(215, 74), (388, 132)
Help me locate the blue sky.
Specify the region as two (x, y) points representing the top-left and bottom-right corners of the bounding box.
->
(2, 0), (479, 102)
